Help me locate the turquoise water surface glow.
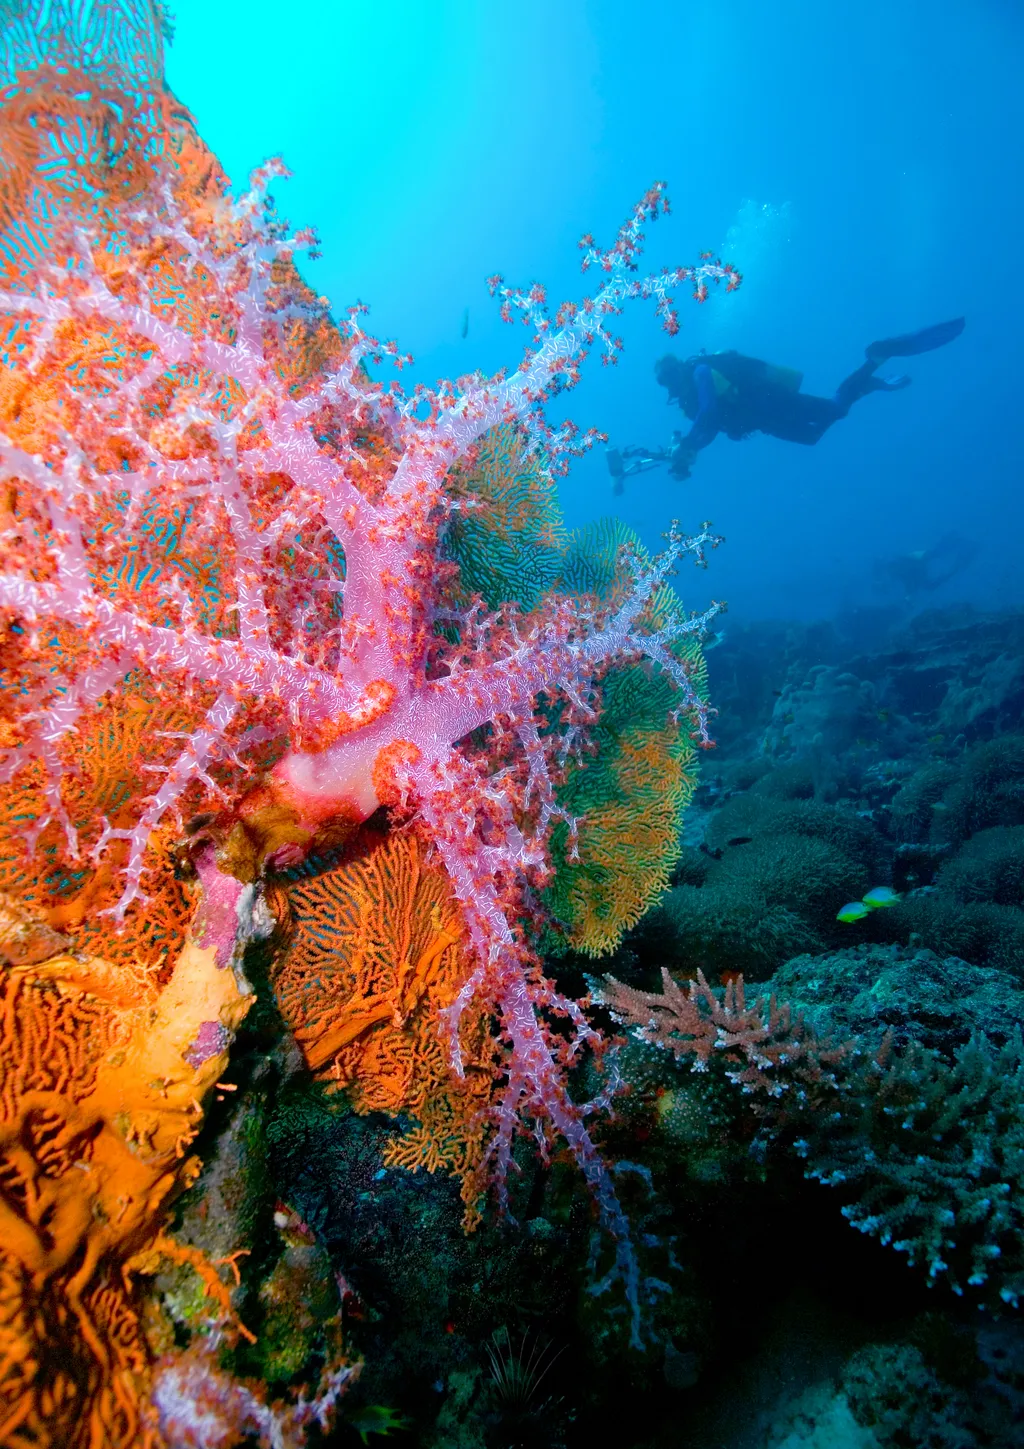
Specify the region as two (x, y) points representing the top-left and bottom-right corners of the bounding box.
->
(166, 0), (1023, 620)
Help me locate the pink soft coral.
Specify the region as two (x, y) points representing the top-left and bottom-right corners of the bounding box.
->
(0, 45), (738, 1341)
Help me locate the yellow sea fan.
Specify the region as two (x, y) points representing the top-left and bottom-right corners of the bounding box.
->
(545, 523), (708, 957)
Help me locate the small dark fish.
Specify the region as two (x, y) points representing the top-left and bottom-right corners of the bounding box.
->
(726, 835), (753, 847)
(460, 306), (469, 340)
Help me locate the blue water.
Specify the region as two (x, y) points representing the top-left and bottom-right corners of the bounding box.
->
(165, 0), (1024, 622)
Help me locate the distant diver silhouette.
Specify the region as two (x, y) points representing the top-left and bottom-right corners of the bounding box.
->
(871, 533), (978, 600)
(606, 317), (965, 491)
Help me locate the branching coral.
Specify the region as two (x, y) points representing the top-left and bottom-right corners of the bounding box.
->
(803, 1030), (1024, 1305)
(597, 967), (846, 1111)
(603, 953), (1024, 1308)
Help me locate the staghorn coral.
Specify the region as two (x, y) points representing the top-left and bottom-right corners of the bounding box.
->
(0, 851), (259, 1449)
(602, 950), (1024, 1308)
(596, 967), (846, 1112)
(772, 946), (1024, 1306)
(705, 788), (879, 865)
(802, 1030), (1024, 1306)
(874, 825), (1024, 975)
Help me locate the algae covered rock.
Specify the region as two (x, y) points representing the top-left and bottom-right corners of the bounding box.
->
(634, 790), (879, 981)
(937, 825), (1024, 906)
(770, 943), (1024, 1057)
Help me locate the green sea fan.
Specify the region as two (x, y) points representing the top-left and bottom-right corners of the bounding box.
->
(446, 441), (707, 957)
(445, 423), (566, 610)
(545, 659), (702, 956)
(545, 521), (707, 956)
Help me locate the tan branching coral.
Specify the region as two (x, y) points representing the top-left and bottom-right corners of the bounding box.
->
(598, 967), (847, 1107)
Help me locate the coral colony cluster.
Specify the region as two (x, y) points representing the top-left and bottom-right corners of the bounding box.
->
(0, 1), (739, 1440)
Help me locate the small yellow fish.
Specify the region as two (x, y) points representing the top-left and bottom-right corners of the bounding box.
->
(837, 901), (871, 923)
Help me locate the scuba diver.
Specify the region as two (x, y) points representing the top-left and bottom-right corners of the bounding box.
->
(606, 317), (965, 491)
(871, 534), (978, 601)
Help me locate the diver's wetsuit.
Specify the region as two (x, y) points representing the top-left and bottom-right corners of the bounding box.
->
(658, 317), (965, 473)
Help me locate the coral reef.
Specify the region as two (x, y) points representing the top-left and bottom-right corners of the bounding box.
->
(0, 0), (740, 1425)
(10, 5), (1024, 1447)
(0, 15), (727, 1306)
(936, 825), (1024, 907)
(602, 947), (1024, 1309)
(632, 788), (877, 979)
(873, 741), (1024, 977)
(725, 1318), (1023, 1449)
(769, 945), (1024, 1307)
(597, 966), (847, 1117)
(804, 1029), (1024, 1306)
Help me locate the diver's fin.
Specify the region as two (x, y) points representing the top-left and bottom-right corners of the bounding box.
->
(866, 316), (965, 363)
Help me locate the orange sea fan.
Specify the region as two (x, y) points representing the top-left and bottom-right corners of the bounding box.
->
(0, 683), (209, 983)
(0, 888), (255, 1449)
(272, 830), (497, 1224)
(0, 2), (170, 281)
